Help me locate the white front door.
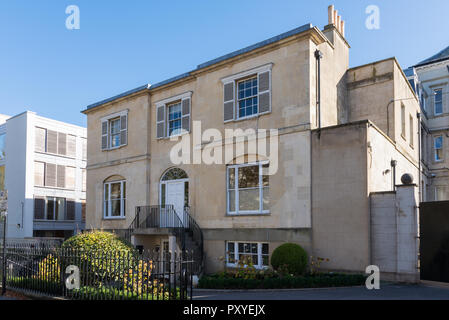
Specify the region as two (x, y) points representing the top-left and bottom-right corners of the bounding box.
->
(165, 181), (185, 225)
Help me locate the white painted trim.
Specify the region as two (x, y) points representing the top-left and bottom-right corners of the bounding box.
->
(103, 180), (126, 219)
(100, 109), (129, 122)
(225, 241), (269, 269)
(226, 161), (270, 215)
(221, 63), (273, 84)
(155, 91), (193, 107)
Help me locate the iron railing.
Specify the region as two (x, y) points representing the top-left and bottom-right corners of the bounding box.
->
(0, 244), (194, 300)
(129, 205), (186, 251)
(129, 205), (204, 275)
(183, 207), (204, 274)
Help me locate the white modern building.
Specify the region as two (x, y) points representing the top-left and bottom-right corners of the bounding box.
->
(0, 111), (87, 239)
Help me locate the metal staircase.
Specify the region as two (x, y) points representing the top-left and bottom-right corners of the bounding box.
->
(128, 205), (204, 275)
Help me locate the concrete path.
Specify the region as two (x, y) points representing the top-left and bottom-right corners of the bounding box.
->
(193, 283), (449, 300)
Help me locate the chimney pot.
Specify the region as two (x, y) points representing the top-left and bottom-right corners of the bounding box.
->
(341, 20), (345, 37)
(328, 5), (335, 25)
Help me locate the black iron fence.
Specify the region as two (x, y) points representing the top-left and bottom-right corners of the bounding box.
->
(0, 244), (194, 300)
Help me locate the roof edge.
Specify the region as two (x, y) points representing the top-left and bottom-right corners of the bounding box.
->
(82, 23), (315, 113)
(81, 84), (150, 114)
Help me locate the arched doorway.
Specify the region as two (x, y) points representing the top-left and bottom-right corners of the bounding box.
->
(160, 168), (189, 225)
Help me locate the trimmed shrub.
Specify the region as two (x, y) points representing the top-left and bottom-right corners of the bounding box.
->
(271, 243), (308, 275)
(61, 231), (138, 284)
(198, 273), (367, 290)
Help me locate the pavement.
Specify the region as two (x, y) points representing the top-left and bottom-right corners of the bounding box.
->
(193, 283), (449, 300)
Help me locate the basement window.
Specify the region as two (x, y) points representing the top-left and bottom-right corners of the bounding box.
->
(226, 241), (269, 269)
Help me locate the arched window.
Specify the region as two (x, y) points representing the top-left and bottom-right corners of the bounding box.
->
(103, 175), (126, 219)
(161, 168), (188, 181)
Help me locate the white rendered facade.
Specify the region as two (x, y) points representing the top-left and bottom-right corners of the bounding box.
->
(0, 111), (86, 239)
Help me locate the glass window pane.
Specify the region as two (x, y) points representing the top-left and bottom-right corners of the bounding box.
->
(435, 136), (443, 149)
(262, 255), (269, 266)
(111, 133), (120, 148)
(263, 187), (270, 211)
(46, 198), (55, 220)
(56, 198), (65, 221)
(104, 200), (109, 217)
(238, 243), (244, 253)
(0, 134), (6, 160)
(251, 243), (257, 253)
(111, 200), (121, 217)
(228, 190), (235, 212)
(184, 181), (189, 207)
(238, 165), (259, 188)
(104, 184), (109, 201)
(239, 188), (259, 211)
(252, 255), (258, 265)
(110, 119), (120, 134)
(228, 168), (235, 189)
(262, 164), (269, 186)
(228, 242), (235, 253)
(161, 184), (166, 207)
(111, 183), (121, 199)
(262, 243), (269, 254)
(162, 168), (188, 181)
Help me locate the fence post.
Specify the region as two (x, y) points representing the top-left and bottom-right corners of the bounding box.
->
(1, 214), (7, 295)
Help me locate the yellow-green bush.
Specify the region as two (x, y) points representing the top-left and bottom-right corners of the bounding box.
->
(35, 254), (61, 282)
(61, 230), (137, 284)
(123, 260), (166, 298)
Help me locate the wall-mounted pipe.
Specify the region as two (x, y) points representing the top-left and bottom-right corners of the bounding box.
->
(315, 49), (323, 138)
(391, 159), (397, 191)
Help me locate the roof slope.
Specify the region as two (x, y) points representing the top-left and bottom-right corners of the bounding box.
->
(82, 23), (313, 113)
(415, 45), (449, 67)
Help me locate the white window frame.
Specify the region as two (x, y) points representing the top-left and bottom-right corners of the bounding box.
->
(226, 241), (269, 269)
(101, 110), (129, 151)
(434, 135), (443, 162)
(155, 91), (192, 139)
(227, 161), (269, 215)
(434, 88), (443, 116)
(221, 63), (273, 122)
(42, 197), (66, 221)
(109, 117), (121, 149)
(103, 180), (126, 219)
(167, 101), (183, 137)
(236, 76), (259, 120)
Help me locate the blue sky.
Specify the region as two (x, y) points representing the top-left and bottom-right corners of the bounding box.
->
(0, 0), (448, 127)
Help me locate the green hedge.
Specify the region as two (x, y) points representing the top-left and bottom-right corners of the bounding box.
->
(7, 277), (63, 295)
(271, 243), (308, 275)
(198, 273), (367, 290)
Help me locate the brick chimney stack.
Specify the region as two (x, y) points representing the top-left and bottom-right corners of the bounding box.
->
(328, 5), (345, 37)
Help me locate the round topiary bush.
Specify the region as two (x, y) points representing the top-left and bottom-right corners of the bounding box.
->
(271, 243), (308, 275)
(61, 231), (138, 284)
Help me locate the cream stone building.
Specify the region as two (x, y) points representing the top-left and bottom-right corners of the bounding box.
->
(82, 6), (422, 279)
(405, 48), (449, 202)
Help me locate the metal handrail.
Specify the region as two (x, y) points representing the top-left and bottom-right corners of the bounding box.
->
(128, 205), (203, 275)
